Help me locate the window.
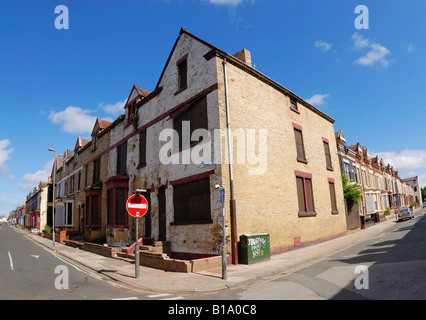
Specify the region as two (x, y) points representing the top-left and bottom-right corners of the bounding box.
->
(323, 141), (333, 170)
(138, 130), (147, 167)
(173, 96), (208, 150)
(127, 102), (136, 124)
(117, 142), (127, 175)
(173, 177), (211, 224)
(85, 166), (88, 187)
(85, 189), (101, 227)
(290, 98), (298, 111)
(329, 181), (338, 214)
(106, 176), (129, 227)
(294, 127), (307, 163)
(66, 202), (73, 225)
(93, 158), (101, 185)
(77, 172), (81, 191)
(295, 171), (316, 217)
(69, 175), (74, 195)
(115, 187), (126, 226)
(344, 163), (351, 180)
(178, 59), (188, 91)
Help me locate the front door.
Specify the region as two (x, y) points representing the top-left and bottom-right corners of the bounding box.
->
(158, 186), (166, 241)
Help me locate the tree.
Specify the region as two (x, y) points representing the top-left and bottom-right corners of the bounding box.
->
(422, 187), (426, 202)
(342, 174), (363, 209)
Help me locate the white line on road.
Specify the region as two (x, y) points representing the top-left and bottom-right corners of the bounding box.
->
(147, 293), (172, 298)
(8, 251), (14, 271)
(160, 296), (185, 301)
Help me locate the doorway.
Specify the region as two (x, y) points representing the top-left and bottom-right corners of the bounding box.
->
(158, 186), (166, 241)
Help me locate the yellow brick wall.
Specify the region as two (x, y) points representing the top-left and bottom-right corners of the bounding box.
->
(215, 57), (347, 253)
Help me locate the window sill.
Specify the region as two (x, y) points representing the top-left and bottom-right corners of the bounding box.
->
(327, 166), (334, 172)
(298, 211), (317, 217)
(297, 157), (308, 164)
(290, 107), (300, 114)
(170, 219), (213, 226)
(174, 86), (188, 96)
(331, 210), (339, 215)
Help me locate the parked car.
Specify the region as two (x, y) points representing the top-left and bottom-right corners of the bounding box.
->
(423, 202), (426, 208)
(396, 208), (414, 222)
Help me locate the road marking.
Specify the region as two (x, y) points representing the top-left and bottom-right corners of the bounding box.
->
(8, 251), (14, 271)
(147, 293), (172, 298)
(30, 255), (40, 258)
(160, 296), (185, 300)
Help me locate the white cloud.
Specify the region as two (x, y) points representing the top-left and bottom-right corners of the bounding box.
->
(49, 106), (97, 135)
(306, 94), (329, 107)
(0, 139), (14, 174)
(352, 33), (391, 68)
(376, 150), (426, 172)
(209, 0), (245, 6)
(352, 32), (370, 49)
(99, 99), (127, 117)
(315, 41), (333, 52)
(19, 159), (54, 190)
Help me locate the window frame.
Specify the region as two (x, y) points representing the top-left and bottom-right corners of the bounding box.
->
(328, 178), (339, 215)
(176, 53), (189, 94)
(322, 137), (333, 171)
(294, 170), (316, 217)
(293, 123), (307, 164)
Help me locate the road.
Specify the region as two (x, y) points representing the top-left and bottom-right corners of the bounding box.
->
(188, 208), (426, 300)
(1, 208), (425, 300)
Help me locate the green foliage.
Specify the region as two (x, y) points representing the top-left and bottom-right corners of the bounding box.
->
(384, 207), (391, 216)
(422, 187), (426, 202)
(411, 201), (417, 208)
(43, 225), (52, 233)
(342, 174), (362, 204)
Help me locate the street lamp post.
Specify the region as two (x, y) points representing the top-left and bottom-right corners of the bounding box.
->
(48, 148), (57, 246)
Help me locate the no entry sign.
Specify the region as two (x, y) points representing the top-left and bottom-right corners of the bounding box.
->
(126, 194), (149, 218)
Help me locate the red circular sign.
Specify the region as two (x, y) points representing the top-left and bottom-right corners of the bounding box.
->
(126, 194), (149, 218)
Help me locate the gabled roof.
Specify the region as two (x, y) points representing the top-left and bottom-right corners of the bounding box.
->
(124, 85), (151, 109)
(155, 28), (335, 124)
(91, 118), (112, 137)
(74, 136), (90, 152)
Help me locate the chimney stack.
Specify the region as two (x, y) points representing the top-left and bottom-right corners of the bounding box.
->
(233, 49), (252, 67)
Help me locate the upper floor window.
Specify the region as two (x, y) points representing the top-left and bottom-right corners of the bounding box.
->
(173, 96), (208, 150)
(117, 142), (127, 175)
(93, 158), (101, 185)
(293, 124), (307, 163)
(323, 140), (333, 171)
(177, 54), (188, 92)
(290, 97), (298, 111)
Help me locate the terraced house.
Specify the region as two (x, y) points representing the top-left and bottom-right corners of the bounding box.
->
(336, 130), (416, 229)
(49, 28), (349, 266)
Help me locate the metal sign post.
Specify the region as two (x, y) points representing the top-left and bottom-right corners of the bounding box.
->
(220, 187), (227, 280)
(126, 190), (148, 279)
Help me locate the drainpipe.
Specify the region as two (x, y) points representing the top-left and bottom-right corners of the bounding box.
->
(222, 58), (238, 264)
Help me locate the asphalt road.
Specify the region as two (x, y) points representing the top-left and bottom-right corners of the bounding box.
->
(188, 208), (426, 300)
(0, 225), (139, 300)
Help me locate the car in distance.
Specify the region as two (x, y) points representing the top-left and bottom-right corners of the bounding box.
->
(396, 208), (414, 222)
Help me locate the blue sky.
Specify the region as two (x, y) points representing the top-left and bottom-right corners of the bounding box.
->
(1, 0), (426, 216)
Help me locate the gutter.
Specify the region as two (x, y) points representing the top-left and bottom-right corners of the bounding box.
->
(222, 58), (238, 265)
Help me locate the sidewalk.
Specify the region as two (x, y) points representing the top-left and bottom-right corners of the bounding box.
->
(19, 212), (414, 295)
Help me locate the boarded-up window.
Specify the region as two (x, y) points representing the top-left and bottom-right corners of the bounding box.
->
(329, 182), (338, 214)
(296, 177), (306, 212)
(139, 130), (147, 166)
(117, 142), (127, 175)
(323, 142), (333, 170)
(173, 177), (211, 223)
(116, 187), (126, 225)
(107, 189), (113, 225)
(178, 59), (188, 90)
(173, 96), (208, 150)
(294, 129), (306, 162)
(93, 158), (101, 185)
(295, 173), (316, 217)
(92, 195), (99, 225)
